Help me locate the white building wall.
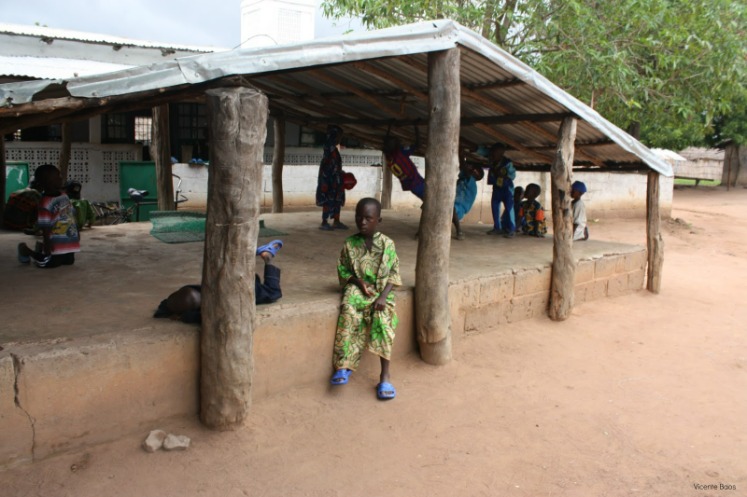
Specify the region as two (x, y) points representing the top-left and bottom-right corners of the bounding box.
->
(4, 142), (142, 202)
(173, 150), (673, 219)
(4, 141), (671, 219)
(240, 0), (316, 48)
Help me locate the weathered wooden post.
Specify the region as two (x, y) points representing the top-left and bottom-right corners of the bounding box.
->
(548, 117), (577, 320)
(415, 48), (460, 365)
(271, 112), (285, 213)
(381, 153), (392, 209)
(58, 122), (72, 181)
(201, 88), (268, 429)
(646, 170), (664, 293)
(151, 104), (175, 211)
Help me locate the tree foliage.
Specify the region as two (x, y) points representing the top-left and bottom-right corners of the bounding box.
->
(321, 0), (747, 148)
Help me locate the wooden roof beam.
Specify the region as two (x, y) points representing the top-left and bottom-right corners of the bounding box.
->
(307, 68), (406, 119)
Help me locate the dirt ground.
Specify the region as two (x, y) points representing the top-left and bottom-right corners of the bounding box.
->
(2, 186), (746, 497)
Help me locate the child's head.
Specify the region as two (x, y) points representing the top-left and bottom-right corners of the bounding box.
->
(489, 142), (508, 162)
(355, 197), (382, 236)
(514, 186), (524, 200)
(33, 164), (62, 193)
(165, 286), (201, 315)
(326, 125), (343, 147)
(469, 164), (485, 181)
(571, 181), (587, 200)
(65, 180), (82, 200)
(524, 183), (541, 201)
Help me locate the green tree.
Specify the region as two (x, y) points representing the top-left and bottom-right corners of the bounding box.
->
(322, 0), (747, 149)
(709, 92), (747, 147)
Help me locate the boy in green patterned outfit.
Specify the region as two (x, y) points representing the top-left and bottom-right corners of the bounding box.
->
(330, 197), (401, 400)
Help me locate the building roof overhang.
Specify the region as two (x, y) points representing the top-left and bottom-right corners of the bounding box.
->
(0, 20), (672, 176)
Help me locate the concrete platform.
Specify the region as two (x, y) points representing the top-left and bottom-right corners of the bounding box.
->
(0, 209), (646, 467)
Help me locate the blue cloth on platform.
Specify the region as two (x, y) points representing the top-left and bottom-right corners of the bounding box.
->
(454, 171), (478, 221)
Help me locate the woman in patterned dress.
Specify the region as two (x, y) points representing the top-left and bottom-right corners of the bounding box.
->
(315, 125), (348, 231)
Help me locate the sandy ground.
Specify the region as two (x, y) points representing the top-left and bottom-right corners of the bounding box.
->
(2, 186), (746, 497)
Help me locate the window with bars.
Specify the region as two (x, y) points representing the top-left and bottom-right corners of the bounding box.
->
(102, 112), (134, 143)
(176, 103), (209, 160)
(299, 126), (319, 146)
(134, 116), (152, 145)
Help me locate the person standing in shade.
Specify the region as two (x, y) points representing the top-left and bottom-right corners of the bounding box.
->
(316, 125), (349, 231)
(485, 143), (516, 237)
(452, 162), (485, 240)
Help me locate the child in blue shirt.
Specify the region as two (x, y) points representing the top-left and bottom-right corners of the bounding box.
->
(485, 143), (516, 236)
(452, 162), (485, 240)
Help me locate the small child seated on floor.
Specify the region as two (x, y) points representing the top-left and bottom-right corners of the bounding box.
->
(518, 183), (547, 237)
(17, 164), (80, 268)
(153, 240), (284, 323)
(329, 197), (402, 401)
(571, 180), (589, 241)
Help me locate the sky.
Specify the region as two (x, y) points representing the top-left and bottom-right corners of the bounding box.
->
(0, 0), (363, 49)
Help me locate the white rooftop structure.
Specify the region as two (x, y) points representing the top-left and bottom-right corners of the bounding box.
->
(240, 0), (316, 48)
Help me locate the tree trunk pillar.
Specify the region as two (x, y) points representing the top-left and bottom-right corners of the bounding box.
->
(271, 113), (285, 213)
(646, 170), (664, 293)
(722, 143), (746, 189)
(416, 48), (460, 365)
(200, 88), (268, 430)
(58, 122), (72, 181)
(380, 153), (392, 209)
(549, 117), (577, 321)
(152, 104), (175, 211)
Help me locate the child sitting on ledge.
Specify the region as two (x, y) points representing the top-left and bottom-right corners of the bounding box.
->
(329, 198), (401, 401)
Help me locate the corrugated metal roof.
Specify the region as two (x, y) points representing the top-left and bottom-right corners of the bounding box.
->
(0, 23), (223, 52)
(0, 55), (133, 80)
(0, 20), (672, 176)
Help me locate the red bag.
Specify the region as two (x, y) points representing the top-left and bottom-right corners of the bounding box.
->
(343, 172), (357, 190)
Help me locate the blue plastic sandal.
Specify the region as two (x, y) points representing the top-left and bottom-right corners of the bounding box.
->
(256, 239), (283, 257)
(377, 381), (396, 400)
(330, 368), (352, 385)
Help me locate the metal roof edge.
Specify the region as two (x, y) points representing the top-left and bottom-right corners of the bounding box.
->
(0, 22), (224, 53)
(0, 19), (678, 178)
(19, 20), (461, 101)
(0, 79), (63, 106)
(65, 61), (188, 99)
(453, 25), (674, 177)
(177, 20), (461, 83)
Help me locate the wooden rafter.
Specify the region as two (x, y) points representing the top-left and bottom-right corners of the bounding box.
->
(307, 68), (405, 119)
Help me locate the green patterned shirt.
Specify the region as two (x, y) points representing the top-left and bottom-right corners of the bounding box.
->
(337, 232), (402, 295)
